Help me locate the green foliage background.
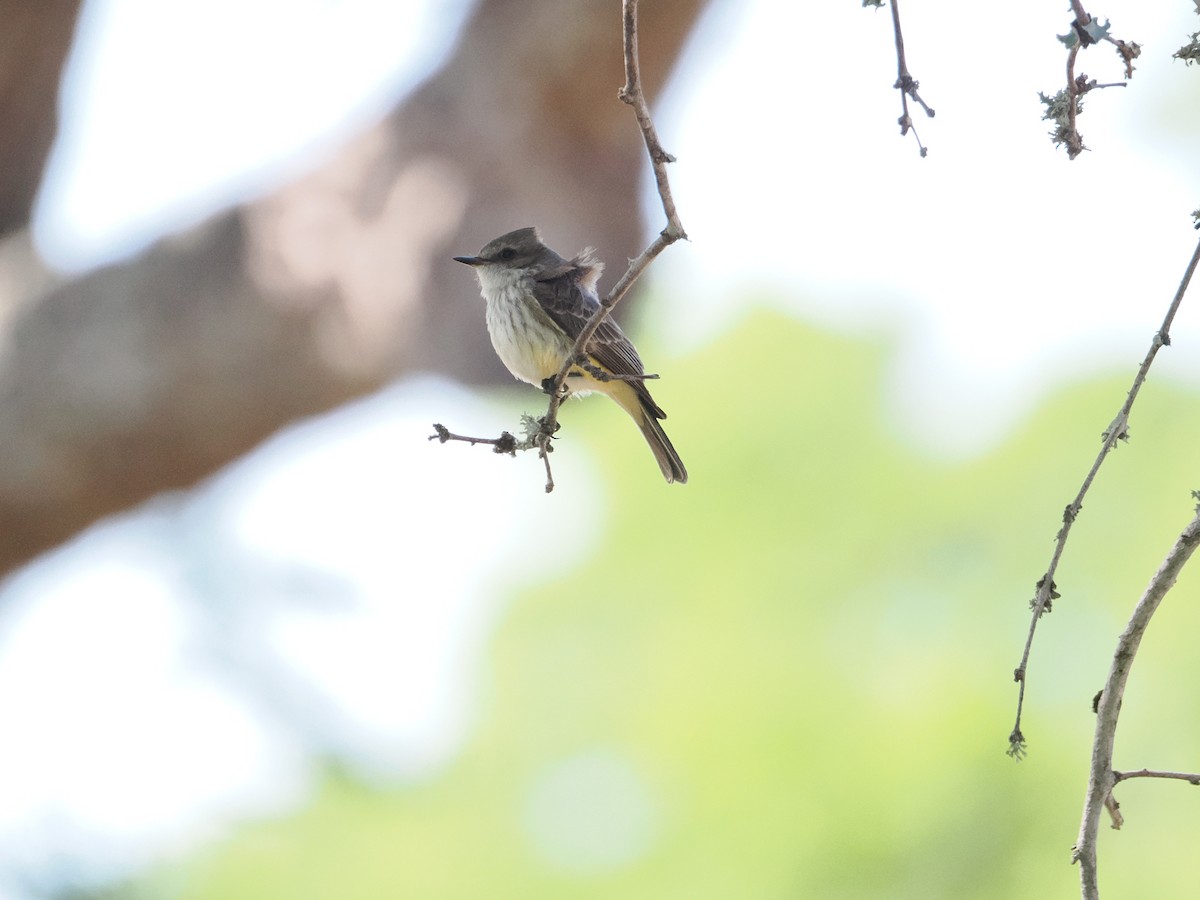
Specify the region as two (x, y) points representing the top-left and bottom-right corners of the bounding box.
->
(151, 312), (1200, 898)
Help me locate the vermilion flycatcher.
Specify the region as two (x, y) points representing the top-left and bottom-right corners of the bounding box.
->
(455, 227), (686, 483)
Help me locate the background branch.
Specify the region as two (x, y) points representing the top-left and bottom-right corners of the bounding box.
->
(1112, 768), (1200, 786)
(1009, 232), (1200, 758)
(534, 0), (688, 486)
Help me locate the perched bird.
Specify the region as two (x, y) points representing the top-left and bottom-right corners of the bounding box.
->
(454, 227), (686, 483)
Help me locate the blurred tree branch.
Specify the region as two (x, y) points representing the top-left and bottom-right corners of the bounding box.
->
(0, 0), (710, 578)
(0, 0), (81, 234)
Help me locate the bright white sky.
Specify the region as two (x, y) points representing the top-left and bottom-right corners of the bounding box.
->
(5, 0), (1200, 896)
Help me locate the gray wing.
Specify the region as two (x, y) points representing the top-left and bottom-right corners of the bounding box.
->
(531, 264), (666, 418)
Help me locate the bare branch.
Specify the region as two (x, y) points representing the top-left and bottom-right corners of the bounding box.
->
(497, 0), (687, 491)
(1064, 44), (1086, 158)
(537, 437), (556, 494)
(1067, 0), (1089, 23)
(550, 0), (688, 375)
(887, 0), (935, 157)
(1073, 504), (1200, 899)
(429, 423), (518, 455)
(1009, 231), (1200, 759)
(1113, 768), (1200, 786)
(618, 0), (687, 241)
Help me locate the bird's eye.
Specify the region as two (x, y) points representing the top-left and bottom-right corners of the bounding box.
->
(498, 247), (518, 261)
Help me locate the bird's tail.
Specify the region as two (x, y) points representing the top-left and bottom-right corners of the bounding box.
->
(635, 406), (688, 484)
(591, 376), (687, 484)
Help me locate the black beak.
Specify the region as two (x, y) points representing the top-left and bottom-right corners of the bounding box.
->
(453, 255), (483, 266)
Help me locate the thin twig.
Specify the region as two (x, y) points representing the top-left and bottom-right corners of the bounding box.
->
(537, 439), (555, 493)
(428, 423), (517, 455)
(889, 0), (934, 157)
(1009, 233), (1200, 759)
(1064, 43), (1085, 158)
(1073, 505), (1200, 899)
(618, 0), (687, 241)
(1102, 792), (1123, 830)
(531, 0), (686, 488)
(1113, 768), (1200, 786)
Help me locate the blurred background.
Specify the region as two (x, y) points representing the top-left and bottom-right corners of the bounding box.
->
(2, 0), (1200, 897)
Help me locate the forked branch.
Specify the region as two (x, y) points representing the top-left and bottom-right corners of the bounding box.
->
(888, 0), (935, 156)
(1040, 4), (1140, 158)
(1073, 503), (1200, 900)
